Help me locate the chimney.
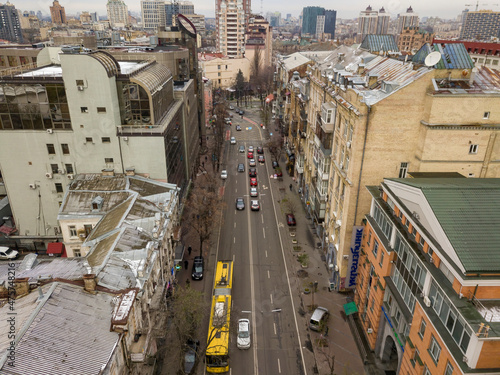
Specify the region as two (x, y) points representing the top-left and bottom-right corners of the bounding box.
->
(368, 74), (378, 88)
(14, 277), (30, 298)
(83, 274), (97, 293)
(101, 168), (115, 176)
(125, 168), (135, 176)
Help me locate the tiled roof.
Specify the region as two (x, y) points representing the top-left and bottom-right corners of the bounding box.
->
(412, 43), (474, 70)
(388, 178), (500, 273)
(0, 283), (120, 375)
(360, 34), (399, 53)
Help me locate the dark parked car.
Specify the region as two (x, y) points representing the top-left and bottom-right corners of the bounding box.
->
(239, 109), (245, 115)
(237, 163), (245, 172)
(236, 125), (242, 131)
(184, 339), (200, 374)
(257, 146), (264, 154)
(236, 197), (245, 210)
(191, 256), (204, 280)
(249, 168), (257, 177)
(258, 155), (265, 163)
(272, 161), (279, 169)
(286, 213), (296, 226)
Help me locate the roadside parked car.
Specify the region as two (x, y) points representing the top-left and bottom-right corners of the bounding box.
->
(191, 256), (204, 280)
(257, 146), (264, 154)
(220, 170), (228, 179)
(0, 247), (18, 260)
(237, 319), (251, 349)
(236, 197), (245, 210)
(248, 146), (254, 152)
(286, 213), (296, 226)
(184, 339), (200, 374)
(251, 200), (260, 211)
(272, 161), (279, 169)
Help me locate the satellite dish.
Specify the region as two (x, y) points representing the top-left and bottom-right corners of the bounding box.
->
(424, 51), (442, 67)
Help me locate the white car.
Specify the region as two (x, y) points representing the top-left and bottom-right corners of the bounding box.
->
(250, 187), (258, 197)
(237, 319), (251, 349)
(221, 170), (228, 179)
(248, 146), (254, 152)
(0, 246), (18, 260)
(230, 137), (236, 144)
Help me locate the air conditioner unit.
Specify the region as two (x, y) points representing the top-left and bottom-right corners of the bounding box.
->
(328, 263), (334, 269)
(45, 172), (53, 179)
(346, 141), (351, 149)
(29, 183), (37, 189)
(58, 169), (65, 175)
(77, 86), (84, 91)
(123, 136), (129, 141)
(46, 128), (53, 134)
(429, 256), (434, 263)
(423, 296), (431, 307)
(67, 174), (74, 180)
(367, 328), (373, 334)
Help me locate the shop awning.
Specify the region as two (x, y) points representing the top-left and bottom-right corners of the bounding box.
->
(265, 93), (275, 103)
(343, 301), (358, 316)
(47, 242), (64, 255)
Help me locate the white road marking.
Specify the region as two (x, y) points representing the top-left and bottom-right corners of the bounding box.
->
(274, 322), (276, 335)
(265, 250), (268, 258)
(270, 293), (273, 305)
(262, 227), (265, 238)
(278, 358), (281, 373)
(267, 270), (270, 278)
(261, 214), (264, 224)
(234, 222), (236, 228)
(234, 237), (235, 243)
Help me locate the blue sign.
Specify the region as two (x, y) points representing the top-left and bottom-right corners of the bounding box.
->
(347, 226), (364, 289)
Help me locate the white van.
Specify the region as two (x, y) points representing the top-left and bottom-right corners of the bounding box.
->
(309, 307), (329, 331)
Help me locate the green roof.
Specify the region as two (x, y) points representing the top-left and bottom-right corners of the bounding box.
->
(387, 178), (500, 273)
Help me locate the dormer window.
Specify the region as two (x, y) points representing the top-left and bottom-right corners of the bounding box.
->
(91, 196), (104, 211)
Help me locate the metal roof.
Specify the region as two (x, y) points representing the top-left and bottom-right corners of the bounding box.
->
(360, 34), (399, 53)
(412, 43), (475, 70)
(0, 283), (120, 375)
(0, 258), (88, 284)
(281, 52), (313, 71)
(387, 178), (500, 273)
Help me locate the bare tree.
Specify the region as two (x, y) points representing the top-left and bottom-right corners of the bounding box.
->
(208, 101), (226, 173)
(266, 137), (284, 163)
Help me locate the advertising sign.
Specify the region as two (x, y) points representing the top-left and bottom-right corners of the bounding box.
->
(346, 225), (364, 289)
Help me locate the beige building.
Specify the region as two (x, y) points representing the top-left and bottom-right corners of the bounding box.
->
(198, 53), (250, 88)
(50, 0), (67, 25)
(397, 26), (434, 54)
(216, 0), (246, 58)
(79, 11), (93, 24)
(106, 0), (129, 28)
(245, 15), (272, 69)
(278, 43), (500, 291)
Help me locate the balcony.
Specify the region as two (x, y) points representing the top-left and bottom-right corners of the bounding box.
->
(315, 124), (333, 153)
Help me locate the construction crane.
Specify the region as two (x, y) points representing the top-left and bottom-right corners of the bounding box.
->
(465, 1), (499, 10)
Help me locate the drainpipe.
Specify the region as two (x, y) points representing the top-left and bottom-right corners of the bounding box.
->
(353, 103), (371, 225)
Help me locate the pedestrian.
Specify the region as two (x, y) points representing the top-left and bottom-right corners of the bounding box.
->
(184, 260), (188, 269)
(202, 161), (205, 168)
(188, 246), (192, 255)
(325, 326), (329, 337)
(289, 183), (293, 191)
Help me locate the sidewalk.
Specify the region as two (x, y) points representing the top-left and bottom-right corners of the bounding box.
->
(266, 152), (370, 375)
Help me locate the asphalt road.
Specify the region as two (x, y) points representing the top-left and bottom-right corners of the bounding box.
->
(216, 104), (306, 375)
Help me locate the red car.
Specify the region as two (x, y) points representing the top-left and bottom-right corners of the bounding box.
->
(247, 151), (254, 159)
(250, 177), (257, 186)
(286, 213), (296, 226)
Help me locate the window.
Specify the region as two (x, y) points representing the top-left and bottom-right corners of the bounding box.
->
(105, 158), (114, 163)
(373, 240), (379, 258)
(76, 79), (84, 86)
(418, 319), (426, 339)
(61, 144), (70, 154)
(73, 249), (81, 257)
(217, 65), (221, 69)
(399, 162), (408, 178)
(370, 298), (375, 312)
(423, 367), (432, 375)
(469, 144), (478, 154)
(69, 226), (77, 237)
(367, 231), (372, 246)
(81, 107), (89, 113)
(51, 164), (59, 173)
(419, 236), (425, 247)
(101, 137), (111, 143)
(85, 137), (93, 143)
(55, 183), (63, 193)
(411, 227), (417, 237)
(65, 164), (74, 174)
(97, 107), (106, 113)
(483, 112), (490, 119)
(47, 144), (55, 154)
(428, 336), (441, 364)
(379, 251), (385, 267)
(445, 362), (454, 375)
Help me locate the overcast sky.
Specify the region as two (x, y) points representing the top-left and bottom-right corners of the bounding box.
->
(19, 0), (472, 20)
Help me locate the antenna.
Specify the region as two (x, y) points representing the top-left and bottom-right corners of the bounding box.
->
(424, 51), (442, 67)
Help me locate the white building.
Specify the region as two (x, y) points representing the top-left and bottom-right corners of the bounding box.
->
(216, 0), (246, 58)
(140, 0), (166, 30)
(106, 0), (129, 28)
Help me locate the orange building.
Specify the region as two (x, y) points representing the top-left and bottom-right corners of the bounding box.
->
(355, 176), (500, 374)
(397, 26), (434, 54)
(50, 0), (67, 25)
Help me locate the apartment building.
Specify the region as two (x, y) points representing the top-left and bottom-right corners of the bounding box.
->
(397, 26), (434, 54)
(396, 6), (419, 35)
(0, 49), (199, 250)
(0, 2), (24, 43)
(50, 0), (67, 25)
(277, 42), (500, 292)
(356, 177), (500, 374)
(460, 10), (500, 41)
(245, 15), (272, 69)
(140, 0), (166, 30)
(106, 0), (129, 28)
(357, 6), (390, 43)
(216, 0), (247, 58)
(198, 52), (250, 88)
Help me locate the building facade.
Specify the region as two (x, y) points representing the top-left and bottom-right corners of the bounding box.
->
(276, 42), (500, 293)
(50, 0), (67, 25)
(433, 39), (500, 70)
(165, 1), (194, 26)
(396, 6), (419, 35)
(358, 6), (389, 43)
(216, 0), (246, 58)
(460, 10), (500, 40)
(0, 3), (24, 43)
(245, 15), (272, 69)
(397, 26), (434, 54)
(140, 0), (166, 30)
(106, 0), (129, 28)
(356, 177), (500, 374)
(301, 6), (324, 36)
(324, 10), (337, 40)
(0, 49), (199, 249)
(198, 53), (250, 88)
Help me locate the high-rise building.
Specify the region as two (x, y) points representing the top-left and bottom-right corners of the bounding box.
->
(460, 10), (500, 40)
(0, 3), (23, 43)
(324, 10), (337, 39)
(396, 6), (419, 35)
(107, 0), (129, 28)
(245, 15), (272, 68)
(216, 0), (246, 58)
(315, 15), (325, 39)
(165, 1), (194, 26)
(36, 10), (43, 20)
(358, 5), (389, 43)
(80, 11), (92, 24)
(301, 6), (324, 36)
(90, 12), (99, 22)
(50, 0), (67, 25)
(141, 0), (166, 30)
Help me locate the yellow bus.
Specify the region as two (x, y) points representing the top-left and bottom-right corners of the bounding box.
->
(206, 260), (233, 373)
